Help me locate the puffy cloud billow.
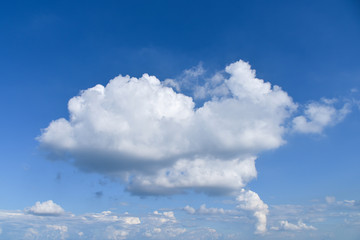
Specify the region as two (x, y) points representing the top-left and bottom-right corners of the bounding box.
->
(26, 200), (64, 216)
(37, 60), (349, 233)
(292, 98), (350, 134)
(38, 60), (295, 192)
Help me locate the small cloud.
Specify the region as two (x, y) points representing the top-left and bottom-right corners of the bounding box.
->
(26, 200), (64, 216)
(292, 99), (350, 134)
(183, 204), (232, 215)
(106, 226), (128, 240)
(123, 216), (141, 225)
(325, 196), (336, 204)
(183, 205), (196, 214)
(198, 204), (226, 214)
(46, 224), (68, 232)
(341, 200), (356, 207)
(151, 210), (177, 224)
(272, 220), (316, 231)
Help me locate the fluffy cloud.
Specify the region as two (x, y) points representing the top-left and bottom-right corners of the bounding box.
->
(26, 200), (64, 216)
(271, 220), (316, 231)
(37, 59), (351, 234)
(38, 60), (296, 196)
(292, 99), (350, 134)
(236, 189), (269, 234)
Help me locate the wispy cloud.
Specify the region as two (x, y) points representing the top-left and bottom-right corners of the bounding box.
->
(271, 220), (316, 231)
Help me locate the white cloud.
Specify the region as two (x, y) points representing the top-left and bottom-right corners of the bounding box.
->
(26, 200), (64, 216)
(84, 210), (140, 225)
(198, 204), (225, 214)
(272, 220), (316, 231)
(183, 204), (232, 215)
(325, 196), (336, 204)
(106, 226), (128, 240)
(151, 211), (176, 224)
(46, 224), (68, 232)
(123, 216), (141, 225)
(1, 200), (359, 239)
(46, 225), (68, 240)
(339, 199), (357, 207)
(292, 99), (350, 134)
(236, 189), (269, 234)
(164, 227), (186, 237)
(24, 228), (38, 239)
(36, 59), (353, 234)
(154, 227), (162, 233)
(183, 205), (196, 214)
(38, 60), (295, 197)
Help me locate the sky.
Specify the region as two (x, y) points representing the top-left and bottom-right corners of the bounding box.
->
(1, 0), (360, 239)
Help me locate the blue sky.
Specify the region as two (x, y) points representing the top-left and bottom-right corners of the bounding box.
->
(1, 0), (360, 239)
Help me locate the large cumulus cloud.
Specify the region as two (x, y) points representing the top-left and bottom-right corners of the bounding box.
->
(37, 60), (350, 233)
(38, 60), (297, 195)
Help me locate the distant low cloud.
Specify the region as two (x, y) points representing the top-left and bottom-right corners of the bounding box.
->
(46, 224), (68, 240)
(271, 220), (316, 231)
(325, 196), (336, 204)
(1, 196), (359, 239)
(87, 210), (141, 225)
(26, 200), (64, 216)
(183, 204), (232, 215)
